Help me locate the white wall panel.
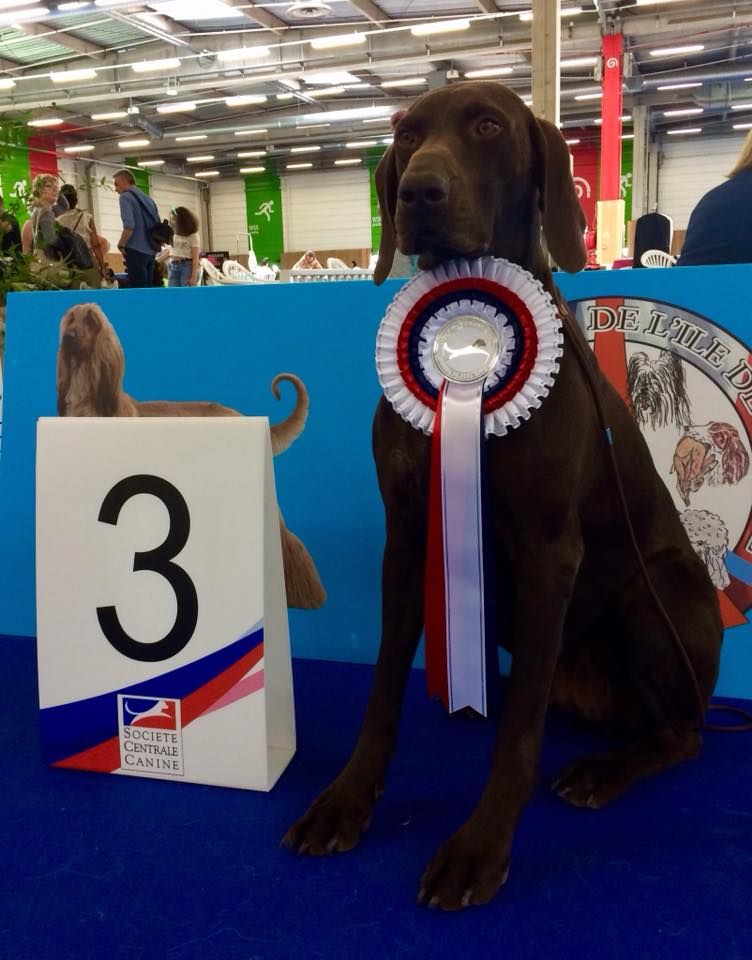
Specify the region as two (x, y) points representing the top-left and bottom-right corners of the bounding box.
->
(657, 134), (745, 229)
(89, 163), (122, 247)
(282, 168), (370, 251)
(207, 177), (248, 254)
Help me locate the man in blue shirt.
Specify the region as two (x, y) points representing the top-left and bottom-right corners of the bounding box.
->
(678, 134), (752, 266)
(113, 169), (159, 287)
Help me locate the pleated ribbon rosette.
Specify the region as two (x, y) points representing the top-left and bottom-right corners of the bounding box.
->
(376, 257), (563, 716)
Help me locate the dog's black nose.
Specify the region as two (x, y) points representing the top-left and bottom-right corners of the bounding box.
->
(398, 173), (449, 210)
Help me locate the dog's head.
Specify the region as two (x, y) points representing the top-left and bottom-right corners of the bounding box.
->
(59, 303), (108, 357)
(373, 81), (586, 284)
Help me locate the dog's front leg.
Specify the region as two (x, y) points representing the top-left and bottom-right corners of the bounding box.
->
(418, 533), (583, 910)
(284, 507), (426, 855)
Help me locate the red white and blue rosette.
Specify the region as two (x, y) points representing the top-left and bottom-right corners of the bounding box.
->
(375, 257), (563, 717)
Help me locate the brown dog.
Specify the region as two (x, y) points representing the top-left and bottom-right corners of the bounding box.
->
(285, 82), (722, 908)
(57, 302), (326, 609)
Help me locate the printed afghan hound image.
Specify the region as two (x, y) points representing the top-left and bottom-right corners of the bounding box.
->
(671, 421), (751, 507)
(56, 302), (326, 610)
(627, 349), (692, 431)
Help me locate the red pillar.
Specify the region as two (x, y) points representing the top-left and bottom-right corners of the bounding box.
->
(599, 33), (623, 201)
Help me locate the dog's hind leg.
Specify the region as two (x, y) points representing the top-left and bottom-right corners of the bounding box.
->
(553, 552), (722, 809)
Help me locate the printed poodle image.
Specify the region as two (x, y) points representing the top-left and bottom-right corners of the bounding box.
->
(671, 421), (750, 507)
(56, 302), (325, 609)
(627, 350), (692, 431)
(680, 508), (731, 589)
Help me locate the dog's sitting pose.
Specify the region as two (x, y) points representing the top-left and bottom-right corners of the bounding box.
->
(57, 302), (325, 609)
(285, 82), (722, 908)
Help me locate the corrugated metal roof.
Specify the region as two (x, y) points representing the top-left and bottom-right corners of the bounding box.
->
(0, 32), (72, 66)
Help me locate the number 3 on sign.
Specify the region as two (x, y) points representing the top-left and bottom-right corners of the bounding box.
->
(96, 474), (198, 663)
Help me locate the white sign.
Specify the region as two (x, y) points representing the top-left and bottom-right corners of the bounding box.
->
(36, 417), (295, 792)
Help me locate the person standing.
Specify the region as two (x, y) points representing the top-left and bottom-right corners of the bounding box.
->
(0, 195), (21, 254)
(113, 169), (158, 287)
(57, 184), (108, 283)
(157, 207), (200, 286)
(678, 129), (752, 266)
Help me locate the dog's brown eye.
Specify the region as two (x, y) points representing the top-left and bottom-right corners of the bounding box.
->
(477, 118), (502, 137)
(396, 129), (418, 149)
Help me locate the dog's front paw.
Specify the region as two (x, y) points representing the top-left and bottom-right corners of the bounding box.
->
(282, 779), (380, 856)
(418, 827), (510, 911)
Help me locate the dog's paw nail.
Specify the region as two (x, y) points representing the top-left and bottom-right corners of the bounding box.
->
(417, 887), (427, 905)
(586, 794), (598, 809)
(461, 889), (474, 908)
(298, 841), (311, 855)
(428, 896), (441, 909)
(325, 836), (339, 854)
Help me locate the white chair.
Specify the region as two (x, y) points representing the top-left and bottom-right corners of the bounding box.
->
(199, 258), (247, 285)
(326, 257), (349, 269)
(641, 249), (676, 268)
(222, 259), (254, 281)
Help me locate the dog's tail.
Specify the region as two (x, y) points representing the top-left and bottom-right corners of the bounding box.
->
(269, 373), (309, 455)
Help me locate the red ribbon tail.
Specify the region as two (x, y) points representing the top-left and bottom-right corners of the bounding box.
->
(424, 384), (448, 709)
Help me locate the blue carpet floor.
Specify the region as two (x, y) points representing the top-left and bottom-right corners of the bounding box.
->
(1, 633), (751, 960)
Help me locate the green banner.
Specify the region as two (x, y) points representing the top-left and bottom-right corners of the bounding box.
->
(0, 126), (31, 224)
(366, 147), (387, 254)
(244, 170), (283, 263)
(123, 159), (151, 195)
(621, 137), (633, 225)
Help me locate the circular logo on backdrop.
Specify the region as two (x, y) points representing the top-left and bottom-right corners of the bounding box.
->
(571, 295), (752, 628)
(376, 257), (564, 437)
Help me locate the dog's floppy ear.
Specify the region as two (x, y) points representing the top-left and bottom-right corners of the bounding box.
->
(530, 117), (587, 273)
(373, 145), (399, 286)
(89, 306), (125, 416)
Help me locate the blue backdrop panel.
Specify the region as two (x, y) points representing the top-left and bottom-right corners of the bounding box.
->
(0, 282), (398, 664)
(1, 266), (752, 696)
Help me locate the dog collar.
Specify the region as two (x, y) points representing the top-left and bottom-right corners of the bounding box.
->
(375, 256), (563, 437)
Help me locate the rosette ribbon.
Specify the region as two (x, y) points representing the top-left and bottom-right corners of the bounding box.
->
(376, 257), (563, 716)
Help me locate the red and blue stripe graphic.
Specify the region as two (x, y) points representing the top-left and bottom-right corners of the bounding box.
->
(39, 625), (264, 772)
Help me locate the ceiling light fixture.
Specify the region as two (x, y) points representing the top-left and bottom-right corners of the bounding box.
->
(239, 166), (265, 173)
(381, 77), (427, 88)
(733, 122), (752, 130)
(118, 138), (150, 147)
(345, 140), (378, 148)
(520, 6), (582, 21)
(28, 117), (63, 127)
(663, 107), (703, 116)
(649, 44), (704, 57)
(51, 68), (97, 83)
(410, 18), (469, 36)
(138, 159), (164, 167)
(666, 127), (702, 135)
(305, 86), (346, 98)
(303, 70), (360, 85)
(730, 103), (752, 111)
(0, 78), (15, 90)
(287, 162), (313, 170)
(195, 170), (220, 177)
(464, 66), (514, 79)
(234, 128), (268, 137)
(335, 158), (361, 165)
(561, 56), (598, 68)
(57, 0), (89, 8)
(156, 101), (196, 114)
(132, 57), (181, 73)
(91, 110), (128, 120)
(574, 91), (602, 100)
(290, 145), (320, 153)
(237, 150), (266, 157)
(0, 4), (48, 23)
(224, 95), (267, 106)
(565, 138), (581, 145)
(175, 134), (207, 142)
(656, 82), (703, 91)
(297, 123), (331, 130)
(310, 32), (366, 50)
(64, 144), (95, 153)
(186, 154), (215, 162)
(276, 94), (295, 101)
(217, 46), (270, 62)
